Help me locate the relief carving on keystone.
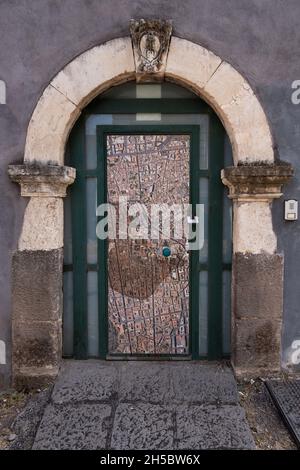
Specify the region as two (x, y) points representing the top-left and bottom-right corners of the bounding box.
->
(130, 19), (172, 82)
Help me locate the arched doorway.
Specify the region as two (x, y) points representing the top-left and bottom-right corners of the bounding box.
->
(9, 34), (292, 389)
(63, 81), (233, 360)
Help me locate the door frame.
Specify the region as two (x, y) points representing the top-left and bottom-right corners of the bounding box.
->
(67, 97), (229, 361)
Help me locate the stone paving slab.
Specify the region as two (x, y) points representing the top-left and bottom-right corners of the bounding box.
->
(10, 388), (52, 450)
(111, 403), (174, 450)
(118, 363), (173, 404)
(119, 361), (237, 404)
(170, 363), (237, 404)
(176, 404), (255, 449)
(51, 361), (118, 404)
(33, 403), (111, 450)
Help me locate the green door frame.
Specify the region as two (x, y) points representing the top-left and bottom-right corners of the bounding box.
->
(65, 96), (230, 360)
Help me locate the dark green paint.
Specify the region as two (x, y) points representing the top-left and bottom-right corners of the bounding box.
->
(207, 115), (225, 359)
(69, 119), (88, 359)
(66, 95), (231, 360)
(84, 98), (212, 115)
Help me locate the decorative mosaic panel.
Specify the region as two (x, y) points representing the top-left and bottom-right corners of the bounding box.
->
(107, 134), (190, 355)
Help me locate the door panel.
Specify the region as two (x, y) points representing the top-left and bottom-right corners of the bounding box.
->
(106, 134), (190, 355)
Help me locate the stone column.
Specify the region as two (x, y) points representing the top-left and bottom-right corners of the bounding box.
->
(8, 164), (75, 390)
(222, 163), (293, 377)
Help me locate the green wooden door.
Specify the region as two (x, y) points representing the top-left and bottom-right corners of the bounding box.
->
(63, 82), (232, 360)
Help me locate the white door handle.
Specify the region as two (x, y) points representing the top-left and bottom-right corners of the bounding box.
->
(187, 216), (199, 224)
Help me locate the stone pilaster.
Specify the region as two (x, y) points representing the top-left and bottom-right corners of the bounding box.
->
(222, 163), (293, 377)
(8, 163), (75, 390)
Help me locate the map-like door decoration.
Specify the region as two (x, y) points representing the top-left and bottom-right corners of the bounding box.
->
(107, 134), (190, 355)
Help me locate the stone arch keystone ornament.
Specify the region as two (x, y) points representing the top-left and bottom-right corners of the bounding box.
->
(8, 21), (293, 388)
(130, 19), (172, 81)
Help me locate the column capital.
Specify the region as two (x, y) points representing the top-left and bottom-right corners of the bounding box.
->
(221, 163), (293, 202)
(8, 163), (76, 197)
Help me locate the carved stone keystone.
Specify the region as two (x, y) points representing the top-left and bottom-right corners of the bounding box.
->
(8, 164), (76, 197)
(130, 19), (172, 82)
(221, 163), (294, 202)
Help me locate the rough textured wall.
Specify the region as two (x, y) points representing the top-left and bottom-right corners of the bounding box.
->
(1, 0), (300, 386)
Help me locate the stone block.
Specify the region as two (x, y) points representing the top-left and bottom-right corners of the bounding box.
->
(13, 320), (61, 370)
(13, 369), (58, 391)
(203, 61), (273, 163)
(118, 361), (238, 404)
(111, 403), (174, 450)
(176, 404), (255, 449)
(51, 37), (135, 108)
(118, 362), (172, 403)
(231, 253), (283, 374)
(52, 360), (119, 404)
(233, 253), (283, 320)
(18, 198), (64, 251)
(170, 362), (238, 404)
(233, 202), (277, 254)
(10, 388), (52, 449)
(12, 249), (63, 322)
(166, 37), (222, 89)
(12, 249), (63, 388)
(232, 317), (282, 372)
(33, 403), (111, 450)
(24, 84), (80, 165)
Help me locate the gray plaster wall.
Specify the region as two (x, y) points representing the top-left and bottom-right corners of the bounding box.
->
(1, 0), (300, 386)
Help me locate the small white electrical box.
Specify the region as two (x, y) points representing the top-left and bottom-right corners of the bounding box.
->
(285, 200), (298, 221)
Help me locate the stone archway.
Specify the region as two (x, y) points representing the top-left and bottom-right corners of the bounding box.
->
(8, 34), (293, 388)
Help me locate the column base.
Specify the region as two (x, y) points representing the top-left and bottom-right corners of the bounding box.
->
(231, 252), (283, 377)
(13, 366), (59, 391)
(11, 249), (63, 391)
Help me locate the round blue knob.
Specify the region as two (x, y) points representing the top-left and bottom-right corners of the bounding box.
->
(162, 246), (171, 257)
